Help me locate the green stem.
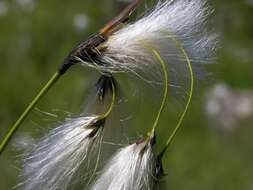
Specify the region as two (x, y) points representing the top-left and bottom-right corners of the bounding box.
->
(150, 50), (169, 134)
(159, 35), (194, 158)
(0, 72), (62, 155)
(100, 77), (116, 119)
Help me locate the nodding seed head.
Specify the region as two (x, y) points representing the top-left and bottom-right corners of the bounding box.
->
(91, 135), (156, 190)
(19, 115), (105, 190)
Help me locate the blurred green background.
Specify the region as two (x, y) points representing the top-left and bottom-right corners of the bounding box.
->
(0, 0), (253, 189)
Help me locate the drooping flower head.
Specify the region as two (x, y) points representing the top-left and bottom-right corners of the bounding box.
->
(19, 115), (105, 190)
(91, 134), (158, 190)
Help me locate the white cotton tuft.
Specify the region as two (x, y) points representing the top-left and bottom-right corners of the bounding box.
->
(95, 0), (217, 83)
(18, 115), (105, 190)
(91, 137), (156, 190)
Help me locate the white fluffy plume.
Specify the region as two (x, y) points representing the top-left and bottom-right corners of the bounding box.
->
(18, 115), (105, 190)
(91, 137), (156, 190)
(94, 0), (217, 82)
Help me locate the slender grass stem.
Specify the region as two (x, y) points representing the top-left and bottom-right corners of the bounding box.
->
(0, 72), (62, 155)
(100, 77), (116, 119)
(159, 35), (194, 158)
(150, 50), (169, 134)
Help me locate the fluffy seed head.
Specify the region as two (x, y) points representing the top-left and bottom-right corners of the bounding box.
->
(91, 136), (156, 190)
(85, 0), (217, 84)
(18, 115), (105, 190)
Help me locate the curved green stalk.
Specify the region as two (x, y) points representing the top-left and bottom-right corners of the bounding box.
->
(150, 50), (169, 134)
(0, 72), (62, 155)
(139, 41), (169, 139)
(159, 34), (194, 158)
(100, 78), (116, 119)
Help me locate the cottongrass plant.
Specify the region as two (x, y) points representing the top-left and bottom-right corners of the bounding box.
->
(84, 0), (217, 82)
(90, 47), (169, 190)
(0, 0), (216, 153)
(19, 116), (105, 190)
(0, 0), (218, 189)
(91, 134), (157, 190)
(18, 77), (116, 190)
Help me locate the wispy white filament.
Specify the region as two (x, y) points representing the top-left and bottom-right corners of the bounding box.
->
(91, 138), (156, 190)
(19, 115), (104, 190)
(86, 0), (217, 83)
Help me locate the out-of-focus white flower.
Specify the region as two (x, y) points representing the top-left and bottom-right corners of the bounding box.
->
(16, 0), (35, 11)
(91, 136), (157, 190)
(19, 115), (105, 190)
(245, 0), (253, 6)
(205, 83), (253, 130)
(0, 1), (8, 16)
(73, 13), (89, 32)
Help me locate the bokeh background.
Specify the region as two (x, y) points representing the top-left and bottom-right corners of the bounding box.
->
(0, 0), (253, 189)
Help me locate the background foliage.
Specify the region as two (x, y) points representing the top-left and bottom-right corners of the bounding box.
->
(0, 0), (253, 189)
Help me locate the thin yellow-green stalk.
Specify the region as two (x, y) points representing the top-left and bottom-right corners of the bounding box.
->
(0, 72), (61, 155)
(159, 34), (194, 158)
